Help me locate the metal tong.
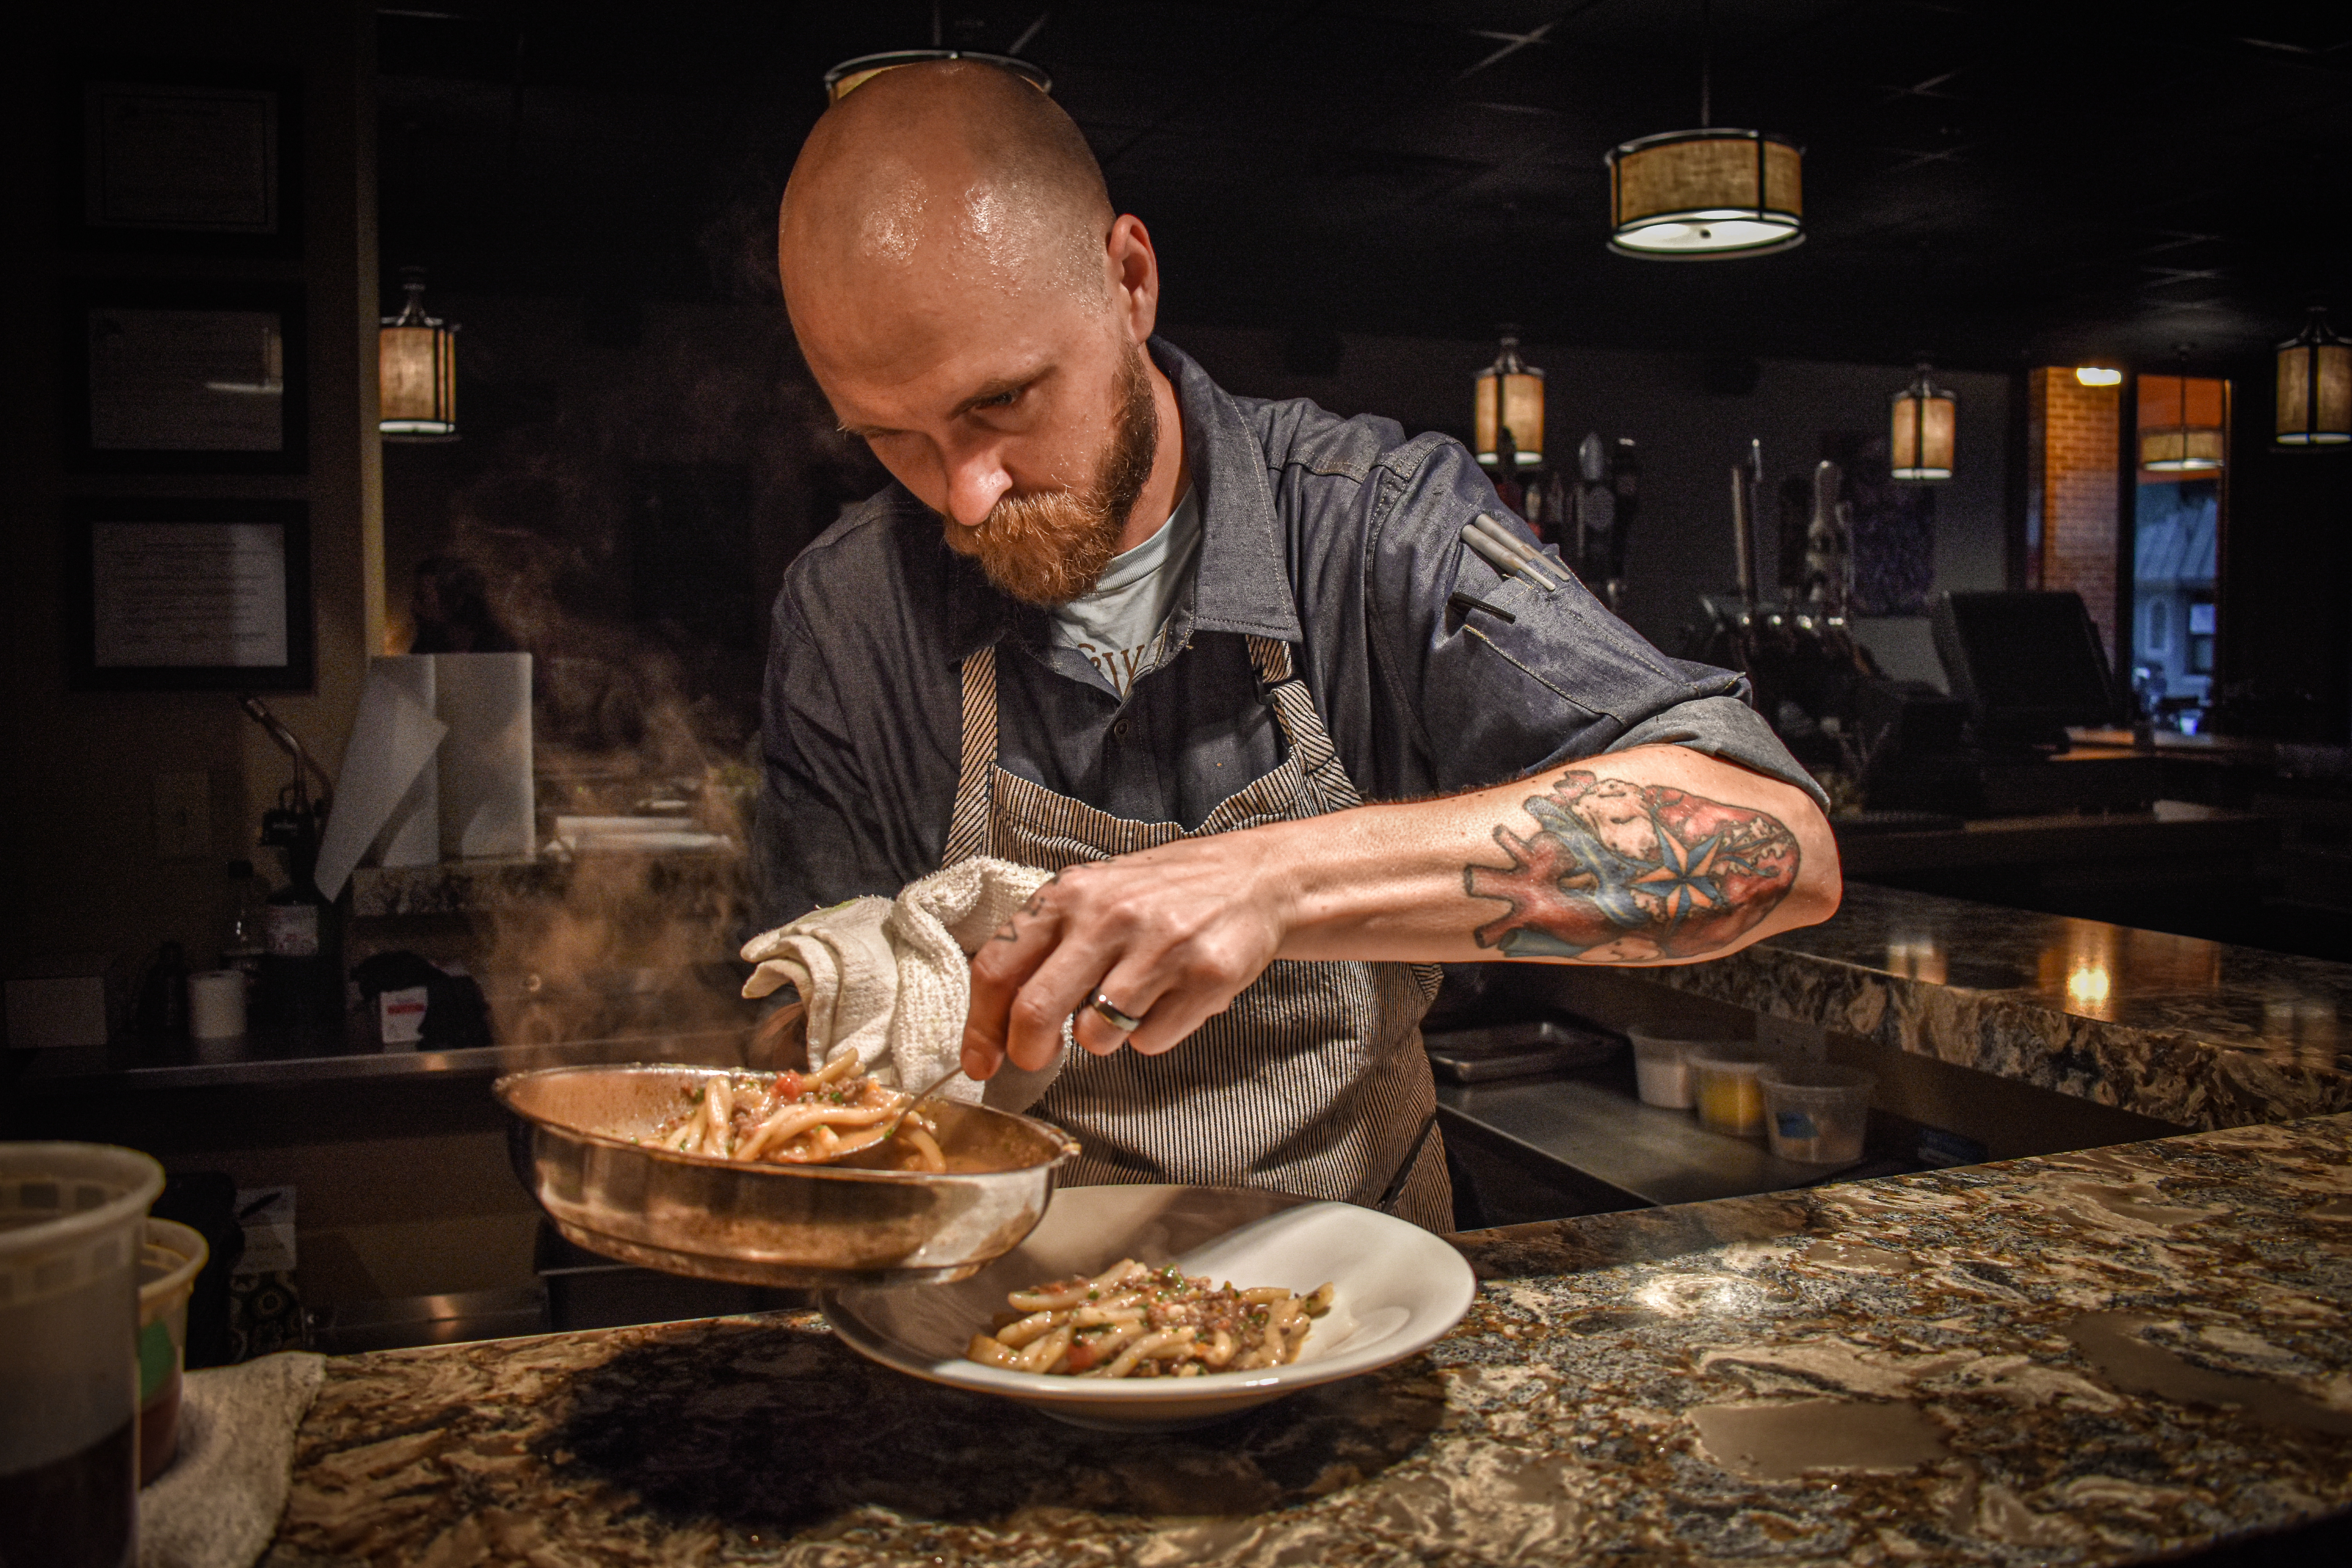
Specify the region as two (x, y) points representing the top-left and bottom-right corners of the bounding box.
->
(1458, 512), (1561, 592)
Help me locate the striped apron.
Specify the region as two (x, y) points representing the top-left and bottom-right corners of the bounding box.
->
(941, 633), (1452, 1231)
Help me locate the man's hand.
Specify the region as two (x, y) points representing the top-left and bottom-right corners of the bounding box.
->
(961, 836), (1293, 1078)
(958, 745), (1839, 1081)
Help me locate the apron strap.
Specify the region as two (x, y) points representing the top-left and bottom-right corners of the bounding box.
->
(1245, 635), (1363, 815)
(943, 645), (998, 866)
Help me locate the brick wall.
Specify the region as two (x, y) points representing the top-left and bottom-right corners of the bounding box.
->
(2028, 367), (2121, 661)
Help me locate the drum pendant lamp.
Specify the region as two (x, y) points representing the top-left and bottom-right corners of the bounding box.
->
(2141, 348), (2224, 474)
(1607, 0), (1803, 258)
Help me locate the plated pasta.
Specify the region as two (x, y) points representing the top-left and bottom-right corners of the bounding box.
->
(644, 1050), (947, 1173)
(964, 1258), (1335, 1379)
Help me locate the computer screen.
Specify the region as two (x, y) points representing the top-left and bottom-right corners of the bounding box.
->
(1931, 591), (2117, 745)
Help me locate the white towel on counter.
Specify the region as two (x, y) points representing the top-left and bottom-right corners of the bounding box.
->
(740, 856), (1065, 1111)
(140, 1350), (326, 1568)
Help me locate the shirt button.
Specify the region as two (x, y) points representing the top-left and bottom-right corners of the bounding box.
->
(1111, 717), (1132, 740)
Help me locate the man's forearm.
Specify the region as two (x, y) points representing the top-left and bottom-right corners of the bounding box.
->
(1270, 744), (1840, 965)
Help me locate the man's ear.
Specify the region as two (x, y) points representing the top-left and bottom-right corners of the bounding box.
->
(1107, 214), (1159, 344)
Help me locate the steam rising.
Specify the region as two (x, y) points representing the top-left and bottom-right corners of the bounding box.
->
(394, 272), (884, 1059)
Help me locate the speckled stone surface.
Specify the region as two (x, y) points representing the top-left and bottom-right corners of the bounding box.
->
(1655, 884), (2352, 1130)
(265, 1113), (2352, 1566)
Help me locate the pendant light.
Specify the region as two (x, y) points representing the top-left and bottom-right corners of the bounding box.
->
(379, 267), (458, 442)
(1472, 332), (1544, 470)
(2141, 348), (2223, 474)
(822, 49), (1050, 102)
(2275, 307), (2350, 446)
(1890, 363), (1956, 482)
(1607, 0), (1803, 259)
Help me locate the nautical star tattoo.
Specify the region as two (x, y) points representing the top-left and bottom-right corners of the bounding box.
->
(1465, 769), (1801, 961)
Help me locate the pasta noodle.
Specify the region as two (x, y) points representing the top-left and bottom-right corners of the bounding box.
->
(964, 1259), (1335, 1378)
(639, 1050), (947, 1173)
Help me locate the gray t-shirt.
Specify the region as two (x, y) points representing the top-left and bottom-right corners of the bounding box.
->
(1048, 489), (1202, 698)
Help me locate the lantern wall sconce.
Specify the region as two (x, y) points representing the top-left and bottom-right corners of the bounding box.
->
(1890, 363), (1956, 482)
(379, 267), (458, 442)
(1473, 334), (1545, 470)
(2275, 307), (2350, 447)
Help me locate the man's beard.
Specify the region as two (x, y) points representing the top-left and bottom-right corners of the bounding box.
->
(941, 348), (1158, 608)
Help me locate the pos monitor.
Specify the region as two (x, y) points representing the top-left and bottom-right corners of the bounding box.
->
(1931, 590), (2118, 750)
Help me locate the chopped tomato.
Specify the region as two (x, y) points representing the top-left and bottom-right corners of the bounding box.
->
(1062, 1341), (1100, 1372)
(773, 1070), (803, 1100)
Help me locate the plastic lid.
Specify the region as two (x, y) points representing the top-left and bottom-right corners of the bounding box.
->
(1686, 1047), (1778, 1073)
(1759, 1063), (1877, 1092)
(0, 1143), (165, 1311)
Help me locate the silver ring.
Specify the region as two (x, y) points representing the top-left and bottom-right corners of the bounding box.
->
(1089, 992), (1143, 1033)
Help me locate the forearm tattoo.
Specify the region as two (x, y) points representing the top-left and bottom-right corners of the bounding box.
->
(1465, 769), (1801, 960)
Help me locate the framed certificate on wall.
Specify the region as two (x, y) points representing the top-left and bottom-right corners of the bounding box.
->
(66, 62), (301, 254)
(65, 498), (314, 692)
(64, 280), (307, 474)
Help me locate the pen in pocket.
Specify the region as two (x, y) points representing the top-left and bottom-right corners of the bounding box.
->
(1459, 514), (1561, 592)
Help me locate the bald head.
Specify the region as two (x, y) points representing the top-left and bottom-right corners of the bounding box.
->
(779, 61), (1114, 325)
(773, 60), (1186, 582)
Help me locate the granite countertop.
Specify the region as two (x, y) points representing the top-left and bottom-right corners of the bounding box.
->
(1659, 883), (2352, 1131)
(265, 1112), (2352, 1567)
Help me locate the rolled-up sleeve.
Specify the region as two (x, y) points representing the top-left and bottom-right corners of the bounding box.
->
(1364, 434), (1826, 809)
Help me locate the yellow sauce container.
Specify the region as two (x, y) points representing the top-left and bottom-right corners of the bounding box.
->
(1690, 1049), (1778, 1138)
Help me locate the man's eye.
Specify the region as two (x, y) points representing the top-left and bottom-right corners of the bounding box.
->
(976, 388), (1023, 410)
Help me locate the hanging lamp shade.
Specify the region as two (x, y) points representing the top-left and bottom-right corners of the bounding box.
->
(1608, 128), (1804, 258)
(2140, 362), (2223, 474)
(1472, 335), (1544, 470)
(379, 268), (457, 441)
(2275, 307), (2351, 446)
(1890, 364), (1956, 481)
(822, 50), (1050, 103)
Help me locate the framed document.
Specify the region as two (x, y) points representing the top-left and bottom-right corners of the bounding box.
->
(65, 281), (307, 474)
(65, 498), (314, 692)
(67, 62), (300, 254)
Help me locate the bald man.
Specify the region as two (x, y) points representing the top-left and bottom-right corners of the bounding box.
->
(761, 60), (1838, 1228)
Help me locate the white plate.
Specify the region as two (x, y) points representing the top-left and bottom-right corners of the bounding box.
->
(822, 1183), (1477, 1430)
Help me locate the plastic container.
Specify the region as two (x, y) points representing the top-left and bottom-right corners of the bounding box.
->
(1689, 1047), (1780, 1138)
(0, 1142), (165, 1568)
(137, 1218), (209, 1485)
(1760, 1063), (1877, 1164)
(1626, 1026), (1743, 1109)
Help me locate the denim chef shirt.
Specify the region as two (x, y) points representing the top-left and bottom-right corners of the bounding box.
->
(754, 338), (1824, 928)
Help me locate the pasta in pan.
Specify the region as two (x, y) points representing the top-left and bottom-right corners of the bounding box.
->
(642, 1050), (947, 1173)
(964, 1259), (1335, 1378)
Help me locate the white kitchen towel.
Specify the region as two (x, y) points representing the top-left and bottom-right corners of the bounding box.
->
(740, 857), (1058, 1109)
(139, 1350), (326, 1568)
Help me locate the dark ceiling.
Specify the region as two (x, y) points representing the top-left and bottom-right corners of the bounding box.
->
(379, 1), (2352, 373)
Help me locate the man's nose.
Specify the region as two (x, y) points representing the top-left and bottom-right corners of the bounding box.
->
(942, 444), (1014, 528)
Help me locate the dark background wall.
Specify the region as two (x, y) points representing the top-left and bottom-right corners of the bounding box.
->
(377, 299), (2013, 739)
